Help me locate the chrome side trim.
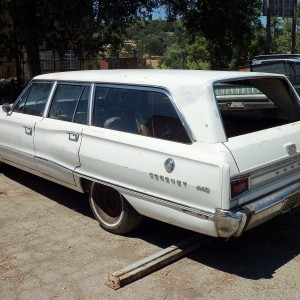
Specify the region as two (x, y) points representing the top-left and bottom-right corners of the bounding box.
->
(0, 145), (214, 220)
(35, 156), (73, 174)
(1, 148), (212, 220)
(74, 171), (214, 221)
(0, 144), (34, 159)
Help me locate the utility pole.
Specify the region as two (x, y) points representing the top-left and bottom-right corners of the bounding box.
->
(291, 0), (297, 54)
(266, 0), (271, 54)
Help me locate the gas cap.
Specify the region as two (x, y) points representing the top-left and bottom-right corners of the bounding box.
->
(164, 158), (175, 173)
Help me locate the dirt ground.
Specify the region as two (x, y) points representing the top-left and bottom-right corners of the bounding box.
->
(0, 164), (300, 300)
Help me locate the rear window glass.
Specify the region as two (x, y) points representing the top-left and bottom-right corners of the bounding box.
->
(214, 78), (300, 138)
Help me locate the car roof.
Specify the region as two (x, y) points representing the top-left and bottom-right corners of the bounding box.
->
(34, 69), (283, 88)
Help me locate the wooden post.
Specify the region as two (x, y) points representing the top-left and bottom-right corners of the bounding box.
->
(105, 235), (213, 290)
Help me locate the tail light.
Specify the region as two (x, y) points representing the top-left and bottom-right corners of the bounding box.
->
(231, 177), (249, 199)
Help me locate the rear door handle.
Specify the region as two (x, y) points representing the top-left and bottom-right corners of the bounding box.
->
(23, 126), (32, 136)
(67, 131), (79, 142)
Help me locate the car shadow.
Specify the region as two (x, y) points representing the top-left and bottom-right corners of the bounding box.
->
(2, 164), (93, 219)
(3, 164), (300, 280)
(187, 213), (300, 280)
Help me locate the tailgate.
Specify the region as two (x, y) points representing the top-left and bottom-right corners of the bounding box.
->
(223, 122), (300, 206)
(223, 122), (300, 173)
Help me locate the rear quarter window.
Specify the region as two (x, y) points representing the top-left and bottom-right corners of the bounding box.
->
(93, 86), (191, 144)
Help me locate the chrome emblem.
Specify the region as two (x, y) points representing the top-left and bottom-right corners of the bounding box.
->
(164, 158), (175, 173)
(284, 143), (297, 155)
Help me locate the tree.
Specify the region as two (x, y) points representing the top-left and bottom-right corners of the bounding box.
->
(159, 22), (210, 70)
(126, 20), (176, 57)
(159, 44), (186, 68)
(93, 0), (159, 57)
(267, 3), (300, 54)
(185, 36), (210, 70)
(1, 0), (94, 78)
(1, 0), (160, 79)
(160, 0), (263, 69)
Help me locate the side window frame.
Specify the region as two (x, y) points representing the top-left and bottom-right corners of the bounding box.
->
(72, 85), (91, 124)
(46, 82), (91, 124)
(91, 84), (194, 144)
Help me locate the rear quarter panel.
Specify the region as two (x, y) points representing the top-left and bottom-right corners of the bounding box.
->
(77, 127), (235, 216)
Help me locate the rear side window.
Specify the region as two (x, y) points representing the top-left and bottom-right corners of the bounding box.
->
(48, 84), (90, 124)
(13, 82), (53, 116)
(93, 86), (191, 144)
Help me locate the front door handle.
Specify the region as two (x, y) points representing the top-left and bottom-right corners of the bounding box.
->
(23, 126), (32, 136)
(67, 131), (79, 142)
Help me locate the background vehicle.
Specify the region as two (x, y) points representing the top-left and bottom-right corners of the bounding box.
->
(251, 54), (300, 95)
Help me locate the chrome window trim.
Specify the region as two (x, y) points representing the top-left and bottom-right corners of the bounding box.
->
(88, 83), (95, 125)
(92, 83), (195, 144)
(34, 156), (73, 174)
(71, 86), (86, 122)
(11, 82), (31, 111)
(43, 81), (58, 117)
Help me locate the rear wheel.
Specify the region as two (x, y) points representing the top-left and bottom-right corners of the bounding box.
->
(89, 182), (143, 234)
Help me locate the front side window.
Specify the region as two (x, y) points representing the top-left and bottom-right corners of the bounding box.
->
(13, 82), (53, 116)
(48, 84), (89, 124)
(93, 86), (191, 143)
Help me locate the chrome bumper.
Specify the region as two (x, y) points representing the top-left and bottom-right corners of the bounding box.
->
(215, 181), (300, 238)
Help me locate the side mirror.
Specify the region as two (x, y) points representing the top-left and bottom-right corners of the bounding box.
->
(2, 103), (12, 114)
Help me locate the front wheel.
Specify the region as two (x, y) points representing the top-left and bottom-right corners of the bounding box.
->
(89, 182), (143, 235)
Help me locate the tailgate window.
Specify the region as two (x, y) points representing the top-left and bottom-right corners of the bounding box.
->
(214, 78), (300, 138)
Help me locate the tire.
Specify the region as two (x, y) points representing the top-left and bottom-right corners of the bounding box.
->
(89, 182), (143, 235)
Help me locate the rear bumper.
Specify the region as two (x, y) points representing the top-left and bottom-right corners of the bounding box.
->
(215, 181), (300, 238)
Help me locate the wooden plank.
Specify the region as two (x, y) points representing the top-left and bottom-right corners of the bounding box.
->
(105, 234), (213, 290)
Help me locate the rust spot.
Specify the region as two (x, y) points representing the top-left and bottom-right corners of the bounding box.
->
(205, 124), (208, 128)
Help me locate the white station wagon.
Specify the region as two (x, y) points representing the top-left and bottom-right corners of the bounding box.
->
(1, 69), (300, 238)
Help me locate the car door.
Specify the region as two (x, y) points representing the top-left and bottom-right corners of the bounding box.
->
(0, 82), (53, 171)
(34, 83), (90, 185)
